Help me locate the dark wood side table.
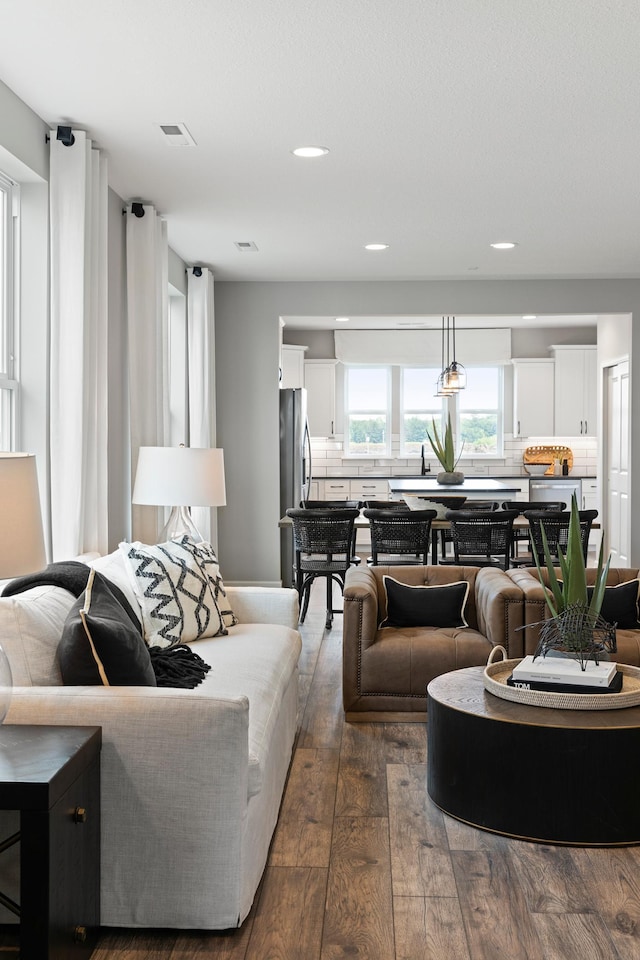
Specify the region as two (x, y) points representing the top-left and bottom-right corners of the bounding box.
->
(427, 667), (640, 846)
(0, 725), (101, 959)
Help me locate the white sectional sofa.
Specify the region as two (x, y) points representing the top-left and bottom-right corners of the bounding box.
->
(0, 551), (301, 930)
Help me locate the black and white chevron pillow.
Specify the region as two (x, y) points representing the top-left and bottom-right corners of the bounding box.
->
(119, 536), (236, 648)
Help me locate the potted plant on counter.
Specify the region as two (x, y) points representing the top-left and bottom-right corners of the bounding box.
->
(426, 413), (464, 485)
(530, 493), (615, 668)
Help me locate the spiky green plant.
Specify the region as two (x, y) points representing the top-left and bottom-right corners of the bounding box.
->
(530, 492), (611, 620)
(426, 413), (462, 473)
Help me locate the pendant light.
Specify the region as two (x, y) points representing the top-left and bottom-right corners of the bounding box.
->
(434, 316), (455, 396)
(443, 316), (467, 391)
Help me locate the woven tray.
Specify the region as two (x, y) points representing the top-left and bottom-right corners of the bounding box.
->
(484, 647), (640, 710)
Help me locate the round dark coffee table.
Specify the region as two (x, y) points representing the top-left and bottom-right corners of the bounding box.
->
(427, 666), (640, 846)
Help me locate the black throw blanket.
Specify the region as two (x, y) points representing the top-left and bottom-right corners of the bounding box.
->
(2, 561), (211, 689)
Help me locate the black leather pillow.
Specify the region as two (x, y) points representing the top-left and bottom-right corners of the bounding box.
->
(587, 579), (640, 629)
(380, 577), (469, 629)
(58, 569), (157, 686)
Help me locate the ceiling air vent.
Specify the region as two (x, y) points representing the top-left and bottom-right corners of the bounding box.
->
(234, 241), (259, 252)
(156, 123), (197, 146)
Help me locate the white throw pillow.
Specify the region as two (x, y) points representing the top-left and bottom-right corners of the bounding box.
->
(119, 537), (235, 648)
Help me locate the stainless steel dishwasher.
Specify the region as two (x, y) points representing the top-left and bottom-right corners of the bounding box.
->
(528, 476), (582, 509)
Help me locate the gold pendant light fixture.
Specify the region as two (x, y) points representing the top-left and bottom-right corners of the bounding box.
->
(434, 315), (466, 396)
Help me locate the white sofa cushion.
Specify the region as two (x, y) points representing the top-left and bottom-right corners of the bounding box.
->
(191, 622), (301, 798)
(0, 584), (74, 685)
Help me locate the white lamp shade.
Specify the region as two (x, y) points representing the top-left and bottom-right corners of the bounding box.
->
(132, 447), (226, 507)
(0, 453), (47, 579)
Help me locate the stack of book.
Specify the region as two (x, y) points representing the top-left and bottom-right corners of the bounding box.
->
(508, 655), (622, 695)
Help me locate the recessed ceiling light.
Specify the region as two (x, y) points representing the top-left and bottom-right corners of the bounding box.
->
(522, 315), (537, 320)
(364, 243), (389, 251)
(292, 145), (329, 158)
(490, 241), (517, 249)
(336, 316), (350, 322)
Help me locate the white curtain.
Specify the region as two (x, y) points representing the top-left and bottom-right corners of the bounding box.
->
(126, 204), (169, 544)
(187, 267), (216, 545)
(49, 131), (109, 560)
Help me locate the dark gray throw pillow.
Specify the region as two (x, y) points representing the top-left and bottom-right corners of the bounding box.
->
(58, 568), (157, 686)
(380, 576), (469, 629)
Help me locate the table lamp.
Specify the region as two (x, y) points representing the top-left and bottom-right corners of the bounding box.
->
(0, 453), (47, 722)
(132, 446), (226, 543)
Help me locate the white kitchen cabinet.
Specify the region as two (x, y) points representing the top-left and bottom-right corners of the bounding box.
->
(551, 346), (597, 437)
(349, 479), (389, 501)
(320, 479), (351, 500)
(304, 360), (337, 437)
(511, 359), (555, 437)
(582, 478), (601, 554)
(316, 478), (388, 502)
(582, 478), (598, 512)
(280, 344), (307, 388)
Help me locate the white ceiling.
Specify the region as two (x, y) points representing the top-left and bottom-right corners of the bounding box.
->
(1, 1), (639, 284)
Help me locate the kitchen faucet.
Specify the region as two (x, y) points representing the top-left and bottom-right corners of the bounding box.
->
(421, 444), (431, 475)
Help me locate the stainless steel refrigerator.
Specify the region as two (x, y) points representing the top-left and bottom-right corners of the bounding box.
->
(280, 387), (312, 587)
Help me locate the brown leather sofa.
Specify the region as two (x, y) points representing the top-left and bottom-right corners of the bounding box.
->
(506, 566), (640, 665)
(342, 564), (524, 720)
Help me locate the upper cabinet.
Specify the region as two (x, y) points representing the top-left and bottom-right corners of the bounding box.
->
(512, 359), (555, 437)
(280, 344), (307, 388)
(304, 360), (337, 436)
(551, 346), (597, 437)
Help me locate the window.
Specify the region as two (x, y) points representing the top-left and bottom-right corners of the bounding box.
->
(0, 172), (18, 452)
(401, 366), (443, 455)
(344, 365), (390, 456)
(458, 366), (502, 456)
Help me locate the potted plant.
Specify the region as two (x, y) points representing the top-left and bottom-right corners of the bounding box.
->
(530, 493), (615, 668)
(426, 413), (464, 485)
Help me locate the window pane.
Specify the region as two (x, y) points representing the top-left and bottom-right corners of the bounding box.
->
(347, 367), (387, 410)
(401, 367), (442, 455)
(459, 368), (499, 410)
(402, 367), (441, 410)
(460, 413), (498, 454)
(347, 415), (387, 455)
(345, 366), (390, 455)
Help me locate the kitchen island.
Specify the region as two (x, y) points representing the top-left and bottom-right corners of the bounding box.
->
(388, 477), (522, 498)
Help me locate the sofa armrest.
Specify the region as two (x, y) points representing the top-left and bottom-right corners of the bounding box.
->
(5, 685), (251, 926)
(475, 567), (525, 658)
(504, 567), (552, 656)
(343, 567), (381, 712)
(226, 586), (299, 629)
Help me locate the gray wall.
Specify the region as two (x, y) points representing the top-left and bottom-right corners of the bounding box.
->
(0, 79), (48, 180)
(215, 280), (637, 583)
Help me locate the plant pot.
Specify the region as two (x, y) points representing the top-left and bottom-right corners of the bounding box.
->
(436, 470), (464, 485)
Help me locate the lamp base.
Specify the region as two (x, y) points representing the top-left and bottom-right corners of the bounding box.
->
(159, 506), (204, 544)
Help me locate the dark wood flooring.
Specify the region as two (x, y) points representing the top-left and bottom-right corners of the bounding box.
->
(59, 583), (640, 957)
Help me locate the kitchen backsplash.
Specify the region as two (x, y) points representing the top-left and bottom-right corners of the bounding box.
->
(310, 434), (598, 478)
